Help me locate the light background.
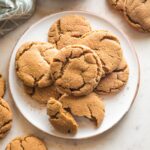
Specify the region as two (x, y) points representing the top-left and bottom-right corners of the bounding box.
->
(0, 0), (150, 149)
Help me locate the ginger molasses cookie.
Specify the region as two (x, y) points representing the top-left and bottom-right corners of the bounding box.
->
(24, 84), (61, 104)
(47, 98), (78, 134)
(6, 136), (47, 150)
(124, 0), (150, 32)
(109, 0), (126, 11)
(48, 15), (91, 49)
(0, 74), (5, 98)
(60, 92), (105, 126)
(0, 98), (12, 139)
(82, 30), (123, 74)
(51, 45), (103, 96)
(16, 42), (58, 88)
(95, 58), (129, 94)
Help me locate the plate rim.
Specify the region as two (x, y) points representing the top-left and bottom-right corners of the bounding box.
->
(8, 10), (140, 140)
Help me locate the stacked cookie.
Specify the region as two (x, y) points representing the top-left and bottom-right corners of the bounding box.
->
(15, 15), (129, 134)
(109, 0), (150, 32)
(0, 74), (13, 139)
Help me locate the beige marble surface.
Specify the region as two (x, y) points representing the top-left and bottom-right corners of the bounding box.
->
(0, 0), (150, 149)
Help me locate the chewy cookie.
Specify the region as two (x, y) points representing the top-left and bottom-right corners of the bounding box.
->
(95, 58), (129, 94)
(0, 74), (5, 98)
(51, 45), (103, 96)
(60, 92), (105, 126)
(47, 98), (78, 134)
(82, 30), (123, 74)
(48, 15), (91, 49)
(6, 136), (47, 150)
(109, 0), (125, 11)
(24, 84), (61, 104)
(16, 42), (58, 88)
(0, 98), (12, 139)
(124, 0), (150, 32)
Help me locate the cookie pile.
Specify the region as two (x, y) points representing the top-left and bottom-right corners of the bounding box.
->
(15, 15), (129, 134)
(109, 0), (150, 32)
(0, 74), (13, 139)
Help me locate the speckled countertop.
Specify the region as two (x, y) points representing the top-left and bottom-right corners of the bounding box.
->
(0, 0), (150, 149)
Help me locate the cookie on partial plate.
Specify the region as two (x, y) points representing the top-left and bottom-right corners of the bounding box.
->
(0, 74), (5, 98)
(15, 42), (58, 88)
(47, 98), (78, 134)
(95, 58), (129, 94)
(48, 15), (92, 49)
(60, 92), (105, 126)
(24, 84), (61, 104)
(0, 98), (12, 139)
(5, 136), (47, 150)
(51, 44), (103, 96)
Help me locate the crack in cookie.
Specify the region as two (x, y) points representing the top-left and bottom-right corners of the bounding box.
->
(5, 136), (47, 150)
(60, 92), (105, 126)
(51, 45), (103, 96)
(47, 98), (78, 134)
(95, 58), (129, 94)
(16, 42), (58, 88)
(0, 98), (12, 139)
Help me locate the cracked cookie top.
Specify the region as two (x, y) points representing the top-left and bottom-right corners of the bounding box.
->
(6, 136), (47, 150)
(48, 15), (91, 49)
(109, 0), (126, 11)
(24, 84), (61, 104)
(124, 0), (150, 32)
(95, 58), (129, 94)
(15, 42), (58, 88)
(51, 45), (103, 96)
(60, 92), (105, 126)
(0, 98), (12, 139)
(0, 74), (5, 98)
(82, 30), (123, 74)
(47, 98), (78, 134)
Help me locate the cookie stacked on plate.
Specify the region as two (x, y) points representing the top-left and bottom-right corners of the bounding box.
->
(109, 0), (150, 32)
(15, 15), (129, 134)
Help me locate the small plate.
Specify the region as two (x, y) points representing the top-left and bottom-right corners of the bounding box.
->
(9, 11), (140, 139)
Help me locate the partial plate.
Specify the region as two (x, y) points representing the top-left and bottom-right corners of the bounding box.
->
(9, 11), (140, 139)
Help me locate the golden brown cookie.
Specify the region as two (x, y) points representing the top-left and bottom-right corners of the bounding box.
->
(5, 136), (47, 150)
(0, 74), (5, 98)
(82, 30), (123, 74)
(0, 98), (12, 139)
(109, 0), (126, 11)
(47, 98), (78, 134)
(124, 0), (150, 32)
(51, 45), (103, 96)
(15, 42), (58, 88)
(60, 92), (105, 126)
(95, 58), (129, 94)
(48, 15), (91, 48)
(24, 84), (61, 104)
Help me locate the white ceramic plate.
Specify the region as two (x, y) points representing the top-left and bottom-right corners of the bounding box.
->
(9, 11), (140, 139)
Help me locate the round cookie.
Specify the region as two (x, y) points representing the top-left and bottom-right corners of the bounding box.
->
(24, 84), (61, 104)
(16, 42), (58, 88)
(124, 0), (150, 32)
(82, 30), (123, 74)
(0, 74), (5, 98)
(95, 58), (129, 94)
(109, 0), (126, 11)
(60, 92), (105, 126)
(48, 15), (91, 49)
(5, 136), (47, 150)
(0, 98), (12, 139)
(47, 98), (78, 134)
(51, 45), (103, 96)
